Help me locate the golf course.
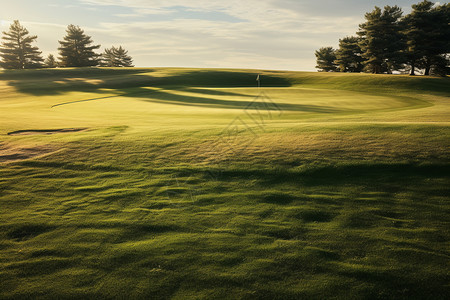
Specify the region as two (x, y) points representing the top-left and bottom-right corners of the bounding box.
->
(0, 68), (449, 299)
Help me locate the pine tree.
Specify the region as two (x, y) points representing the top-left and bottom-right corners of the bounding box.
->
(315, 47), (338, 72)
(358, 6), (406, 74)
(100, 46), (134, 67)
(430, 54), (449, 76)
(335, 36), (364, 73)
(403, 1), (450, 75)
(403, 1), (432, 75)
(0, 20), (43, 69)
(113, 46), (134, 67)
(403, 1), (434, 75)
(426, 3), (450, 75)
(58, 25), (100, 67)
(44, 54), (58, 68)
(100, 47), (116, 67)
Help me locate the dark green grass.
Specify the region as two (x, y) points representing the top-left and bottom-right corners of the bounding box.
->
(1, 135), (449, 299)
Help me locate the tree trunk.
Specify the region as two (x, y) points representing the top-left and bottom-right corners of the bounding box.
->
(424, 58), (431, 76)
(374, 65), (381, 74)
(410, 60), (416, 76)
(372, 64), (377, 74)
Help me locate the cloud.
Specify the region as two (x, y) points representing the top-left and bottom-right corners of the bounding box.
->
(114, 7), (175, 18)
(79, 0), (300, 25)
(86, 14), (357, 70)
(4, 0), (420, 71)
(73, 0), (364, 70)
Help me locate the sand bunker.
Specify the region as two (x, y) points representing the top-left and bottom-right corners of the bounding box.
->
(0, 143), (56, 163)
(7, 128), (88, 136)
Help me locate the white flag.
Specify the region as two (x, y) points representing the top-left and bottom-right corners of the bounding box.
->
(256, 74), (260, 81)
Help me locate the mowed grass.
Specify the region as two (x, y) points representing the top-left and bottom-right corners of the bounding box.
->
(0, 68), (449, 299)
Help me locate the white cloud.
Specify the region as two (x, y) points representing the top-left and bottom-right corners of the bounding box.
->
(73, 0), (364, 70)
(2, 0), (371, 71)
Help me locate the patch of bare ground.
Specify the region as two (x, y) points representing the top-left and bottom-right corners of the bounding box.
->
(0, 143), (57, 163)
(7, 128), (88, 136)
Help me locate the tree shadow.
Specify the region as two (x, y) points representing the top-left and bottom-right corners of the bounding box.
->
(3, 68), (290, 95)
(134, 88), (341, 112)
(2, 68), (340, 112)
(2, 68), (156, 96)
(0, 67), (152, 80)
(181, 87), (254, 98)
(47, 85), (340, 113)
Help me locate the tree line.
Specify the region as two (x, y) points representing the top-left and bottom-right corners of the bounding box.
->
(0, 20), (134, 69)
(315, 0), (449, 76)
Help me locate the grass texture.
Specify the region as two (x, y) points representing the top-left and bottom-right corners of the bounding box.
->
(0, 68), (449, 299)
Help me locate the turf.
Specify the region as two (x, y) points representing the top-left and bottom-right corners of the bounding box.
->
(0, 68), (449, 299)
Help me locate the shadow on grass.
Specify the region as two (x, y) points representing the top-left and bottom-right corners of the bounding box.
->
(3, 68), (291, 95)
(208, 163), (450, 187)
(138, 89), (340, 112)
(6, 223), (55, 241)
(6, 68), (335, 112)
(337, 267), (449, 299)
(49, 86), (340, 112)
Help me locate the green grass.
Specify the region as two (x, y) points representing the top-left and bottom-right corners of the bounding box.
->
(0, 67), (449, 299)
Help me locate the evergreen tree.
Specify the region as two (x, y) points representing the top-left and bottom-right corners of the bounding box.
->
(100, 47), (116, 67)
(404, 1), (450, 75)
(58, 25), (100, 67)
(44, 54), (58, 68)
(100, 46), (134, 67)
(403, 1), (433, 75)
(315, 47), (338, 72)
(113, 46), (134, 67)
(335, 36), (364, 72)
(0, 20), (43, 69)
(430, 54), (449, 76)
(426, 3), (450, 75)
(358, 6), (406, 74)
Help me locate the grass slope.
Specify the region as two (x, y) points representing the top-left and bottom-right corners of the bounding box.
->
(0, 68), (449, 299)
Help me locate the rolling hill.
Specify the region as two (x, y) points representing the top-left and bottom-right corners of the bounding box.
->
(0, 68), (449, 299)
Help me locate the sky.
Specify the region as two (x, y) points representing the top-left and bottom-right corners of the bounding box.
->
(0, 0), (431, 71)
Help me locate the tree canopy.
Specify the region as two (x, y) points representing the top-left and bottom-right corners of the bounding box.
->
(0, 20), (43, 69)
(100, 46), (134, 67)
(58, 25), (101, 67)
(315, 1), (449, 76)
(315, 47), (337, 72)
(357, 5), (406, 74)
(335, 36), (364, 73)
(0, 21), (136, 70)
(44, 54), (58, 68)
(402, 0), (450, 75)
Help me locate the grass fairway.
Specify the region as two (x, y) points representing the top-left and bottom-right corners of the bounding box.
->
(0, 68), (449, 299)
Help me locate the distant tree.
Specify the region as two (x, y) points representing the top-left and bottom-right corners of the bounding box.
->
(99, 47), (115, 67)
(315, 47), (338, 72)
(403, 1), (434, 75)
(403, 1), (450, 75)
(100, 46), (134, 67)
(0, 20), (43, 69)
(403, 2), (450, 76)
(113, 46), (134, 67)
(358, 6), (406, 74)
(430, 54), (450, 76)
(44, 54), (58, 68)
(58, 25), (100, 67)
(425, 2), (450, 75)
(335, 36), (364, 72)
